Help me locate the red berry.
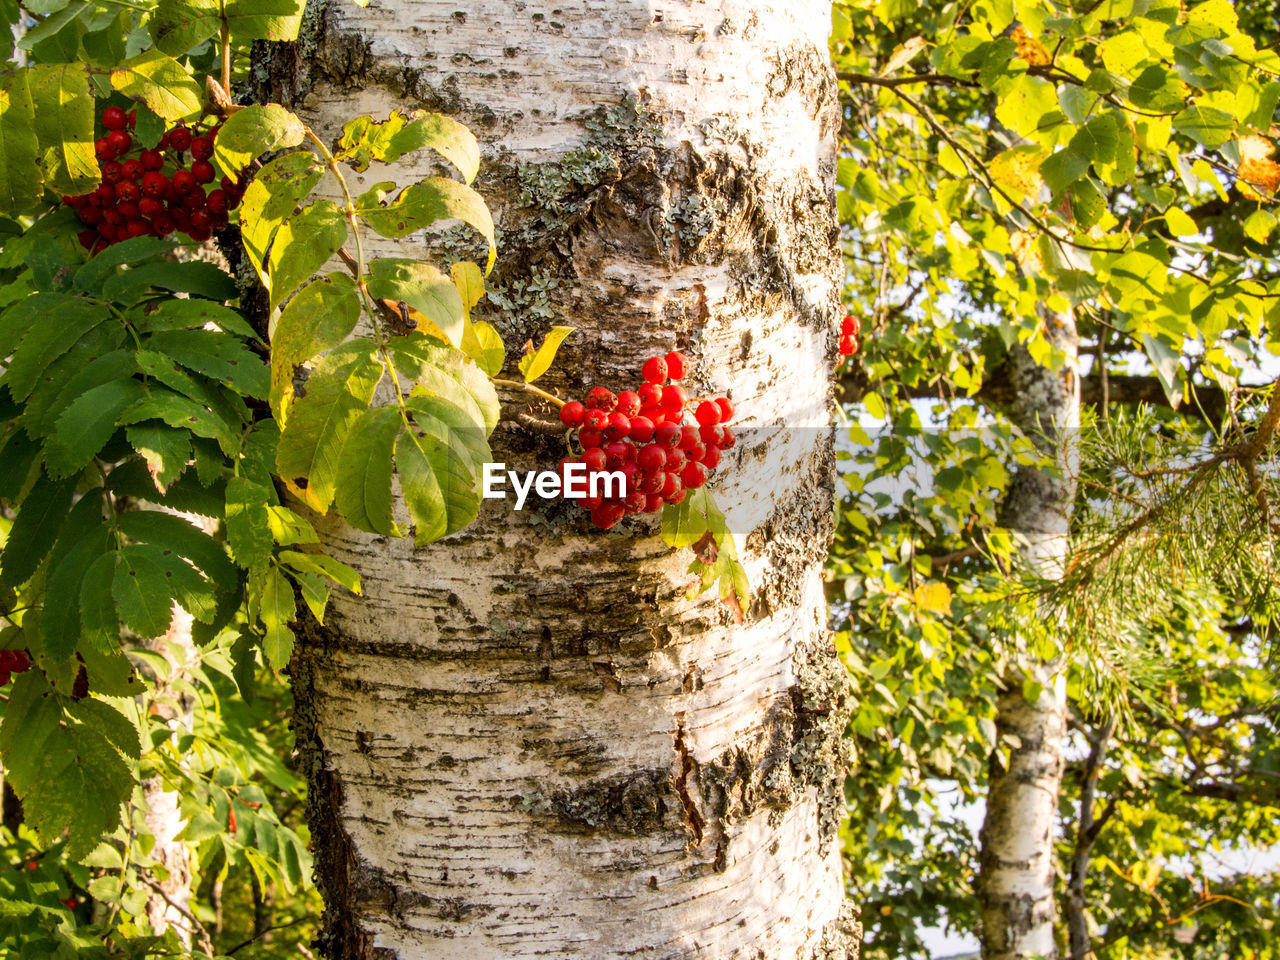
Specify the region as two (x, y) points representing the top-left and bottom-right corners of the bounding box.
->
(661, 471), (684, 501)
(584, 408), (610, 432)
(560, 400), (586, 427)
(604, 441), (633, 469)
(190, 136), (213, 160)
(191, 159), (215, 184)
(623, 488), (648, 513)
(121, 159), (144, 181)
(126, 219), (150, 238)
(681, 462), (709, 489)
(586, 386), (616, 411)
(638, 382), (662, 407)
(100, 161), (122, 184)
(95, 138), (114, 162)
(139, 196), (163, 217)
(187, 225), (213, 242)
(719, 425), (736, 449)
(0, 667), (11, 686)
(106, 130), (132, 156)
(715, 397), (734, 422)
(93, 183), (115, 205)
(206, 189), (229, 214)
(644, 494), (665, 513)
(642, 355), (667, 383)
(77, 207), (101, 225)
(591, 503), (625, 529)
(628, 415), (655, 443)
(665, 351), (688, 380)
(678, 424), (700, 451)
(126, 109), (136, 129)
(141, 171), (168, 198)
(842, 314), (861, 336)
(102, 105), (127, 130)
(639, 404), (665, 426)
(637, 444), (667, 473)
(616, 390), (641, 417)
(700, 446), (721, 469)
(700, 423), (724, 447)
(665, 447), (686, 472)
(582, 447), (607, 472)
(172, 169), (197, 195)
(604, 412), (631, 440)
(140, 149), (164, 171)
(167, 126), (192, 153)
(578, 427), (604, 449)
(839, 334), (857, 356)
(77, 228), (98, 249)
(695, 400), (721, 426)
(219, 174), (238, 193)
(98, 222), (118, 241)
(117, 201), (139, 220)
(115, 179), (140, 202)
(655, 422), (681, 448)
(640, 470), (665, 494)
(661, 384), (687, 417)
(182, 189), (207, 210)
(101, 209), (122, 226)
(151, 213), (175, 236)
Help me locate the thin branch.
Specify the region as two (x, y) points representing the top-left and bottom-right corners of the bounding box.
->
(837, 70), (979, 89)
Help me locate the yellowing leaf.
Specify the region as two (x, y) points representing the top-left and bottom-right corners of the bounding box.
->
(989, 146), (1046, 203)
(1011, 26), (1051, 66)
(914, 582), (952, 616)
(518, 326), (574, 384)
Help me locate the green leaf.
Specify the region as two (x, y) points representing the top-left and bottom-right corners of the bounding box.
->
(275, 342), (384, 513)
(116, 509), (237, 585)
(102, 259), (238, 303)
(29, 348), (137, 438)
(0, 72), (42, 212)
(277, 549), (360, 595)
(336, 110), (480, 183)
(44, 379), (145, 479)
(367, 259), (466, 349)
(18, 0), (89, 52)
(42, 523), (110, 661)
(396, 427), (480, 543)
(149, 0), (304, 56)
(266, 199), (347, 312)
(661, 492), (708, 549)
(110, 50), (203, 122)
(28, 63), (97, 195)
(230, 629), (257, 701)
(3, 297), (109, 401)
(461, 320), (504, 377)
(224, 476), (274, 570)
(1142, 333), (1182, 407)
(122, 381), (242, 454)
(1165, 207), (1198, 237)
(993, 74), (1059, 141)
(126, 423), (193, 492)
(0, 475), (76, 586)
(130, 296), (260, 341)
(1040, 148), (1090, 193)
(259, 565), (296, 670)
(1068, 114), (1119, 164)
(518, 326), (574, 384)
(1244, 209), (1277, 244)
(390, 333), (499, 435)
(270, 273), (361, 419)
(238, 150), (324, 284)
(1172, 104), (1235, 148)
(356, 178), (496, 270)
(144, 328), (269, 399)
(334, 405), (402, 536)
(264, 505), (317, 545)
(79, 552), (120, 653)
(213, 104), (306, 181)
(1128, 65), (1188, 113)
(110, 545), (176, 637)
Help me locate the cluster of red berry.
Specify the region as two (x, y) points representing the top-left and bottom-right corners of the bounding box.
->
(838, 313), (861, 361)
(557, 350), (736, 529)
(61, 106), (249, 252)
(0, 648), (31, 687)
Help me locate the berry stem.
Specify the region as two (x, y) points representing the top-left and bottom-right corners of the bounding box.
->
(491, 378), (566, 408)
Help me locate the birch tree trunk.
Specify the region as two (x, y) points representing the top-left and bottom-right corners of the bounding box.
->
(259, 2), (857, 956)
(978, 309), (1079, 960)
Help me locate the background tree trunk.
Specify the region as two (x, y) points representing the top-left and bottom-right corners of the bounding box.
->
(978, 309), (1079, 960)
(262, 1), (858, 956)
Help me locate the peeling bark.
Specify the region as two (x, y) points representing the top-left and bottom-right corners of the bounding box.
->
(978, 308), (1079, 960)
(267, 2), (857, 957)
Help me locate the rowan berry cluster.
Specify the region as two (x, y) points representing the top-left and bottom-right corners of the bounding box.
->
(838, 313), (861, 361)
(61, 106), (249, 252)
(557, 350), (736, 529)
(0, 648), (31, 687)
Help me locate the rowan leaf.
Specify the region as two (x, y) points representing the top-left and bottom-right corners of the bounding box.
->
(42, 524), (110, 661)
(334, 405), (402, 537)
(130, 297), (259, 341)
(224, 476), (273, 571)
(518, 326), (574, 384)
(0, 73), (41, 212)
(390, 333), (499, 434)
(144, 328), (269, 399)
(121, 382), (242, 454)
(266, 199), (347, 313)
(355, 178), (496, 270)
(126, 423), (193, 492)
(149, 0), (304, 56)
(275, 341), (384, 513)
(28, 63), (97, 195)
(213, 104), (306, 181)
(79, 552), (121, 653)
(45, 379), (145, 478)
(238, 151), (325, 284)
(0, 475), (76, 586)
(396, 427), (480, 543)
(101, 260), (237, 303)
(269, 273), (361, 419)
(3, 297), (110, 401)
(277, 549), (360, 594)
(336, 110), (480, 183)
(110, 50), (203, 122)
(27, 348), (137, 438)
(117, 509), (238, 586)
(367, 258), (466, 349)
(259, 564), (296, 670)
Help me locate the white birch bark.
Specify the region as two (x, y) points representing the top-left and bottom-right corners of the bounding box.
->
(978, 308), (1079, 960)
(257, 1), (858, 957)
